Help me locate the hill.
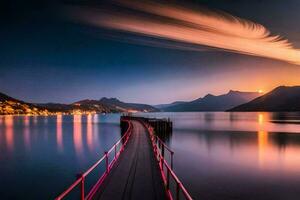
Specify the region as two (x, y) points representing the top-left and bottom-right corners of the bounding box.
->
(229, 86), (300, 111)
(0, 91), (158, 115)
(0, 92), (49, 115)
(74, 97), (159, 112)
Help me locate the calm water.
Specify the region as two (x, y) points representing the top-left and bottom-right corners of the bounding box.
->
(0, 114), (122, 199)
(1, 112), (300, 199)
(136, 112), (300, 200)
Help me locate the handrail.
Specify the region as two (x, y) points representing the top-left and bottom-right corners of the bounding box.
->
(155, 135), (174, 154)
(142, 122), (193, 200)
(55, 120), (133, 200)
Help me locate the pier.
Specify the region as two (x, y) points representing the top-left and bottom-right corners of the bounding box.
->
(56, 116), (192, 200)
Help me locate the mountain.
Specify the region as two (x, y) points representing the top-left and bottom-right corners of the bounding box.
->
(0, 92), (19, 102)
(229, 86), (300, 111)
(0, 91), (158, 115)
(74, 97), (159, 112)
(162, 90), (261, 112)
(154, 101), (187, 109)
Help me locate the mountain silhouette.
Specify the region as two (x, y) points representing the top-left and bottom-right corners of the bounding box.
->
(162, 90), (261, 111)
(229, 86), (300, 111)
(0, 91), (158, 115)
(154, 101), (187, 109)
(0, 92), (49, 115)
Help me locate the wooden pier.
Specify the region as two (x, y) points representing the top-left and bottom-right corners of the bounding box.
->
(91, 120), (166, 200)
(56, 116), (192, 200)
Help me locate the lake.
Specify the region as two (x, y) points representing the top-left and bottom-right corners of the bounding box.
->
(1, 112), (300, 199)
(136, 112), (300, 200)
(0, 114), (122, 199)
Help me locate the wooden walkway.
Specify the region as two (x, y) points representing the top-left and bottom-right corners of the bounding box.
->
(92, 120), (166, 200)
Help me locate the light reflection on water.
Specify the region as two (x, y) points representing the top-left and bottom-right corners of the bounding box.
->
(87, 114), (93, 152)
(73, 114), (83, 157)
(5, 115), (14, 151)
(0, 114), (121, 199)
(1, 112), (300, 199)
(56, 115), (63, 152)
(136, 112), (300, 200)
(24, 115), (30, 151)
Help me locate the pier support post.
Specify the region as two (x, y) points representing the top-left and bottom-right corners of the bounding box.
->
(81, 174), (85, 200)
(176, 182), (180, 200)
(167, 170), (170, 190)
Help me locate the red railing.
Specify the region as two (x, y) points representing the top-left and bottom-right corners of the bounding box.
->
(55, 120), (133, 200)
(143, 122), (193, 200)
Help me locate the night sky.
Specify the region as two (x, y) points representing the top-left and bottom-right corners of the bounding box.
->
(1, 0), (300, 104)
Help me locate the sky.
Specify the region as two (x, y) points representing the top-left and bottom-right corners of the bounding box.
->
(1, 0), (300, 104)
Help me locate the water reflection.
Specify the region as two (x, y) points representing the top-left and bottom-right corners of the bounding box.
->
(33, 116), (38, 125)
(4, 116), (14, 151)
(0, 114), (121, 199)
(136, 112), (300, 199)
(258, 113), (264, 124)
(73, 115), (83, 157)
(93, 115), (100, 149)
(258, 130), (268, 168)
(24, 116), (30, 150)
(87, 114), (93, 151)
(44, 117), (48, 124)
(204, 112), (214, 122)
(56, 115), (63, 152)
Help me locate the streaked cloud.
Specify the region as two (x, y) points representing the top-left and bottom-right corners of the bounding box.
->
(67, 1), (300, 65)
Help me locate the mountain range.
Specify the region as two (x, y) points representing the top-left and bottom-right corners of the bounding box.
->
(229, 86), (300, 111)
(0, 93), (158, 115)
(1, 85), (300, 115)
(157, 90), (261, 111)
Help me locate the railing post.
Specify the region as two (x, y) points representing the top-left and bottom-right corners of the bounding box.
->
(158, 154), (162, 169)
(105, 151), (109, 173)
(161, 156), (164, 172)
(176, 182), (180, 200)
(166, 169), (170, 190)
(81, 174), (85, 200)
(159, 139), (161, 149)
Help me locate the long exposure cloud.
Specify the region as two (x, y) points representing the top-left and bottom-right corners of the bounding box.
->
(67, 1), (300, 65)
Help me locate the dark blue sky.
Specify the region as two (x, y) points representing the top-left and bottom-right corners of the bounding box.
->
(1, 0), (300, 104)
